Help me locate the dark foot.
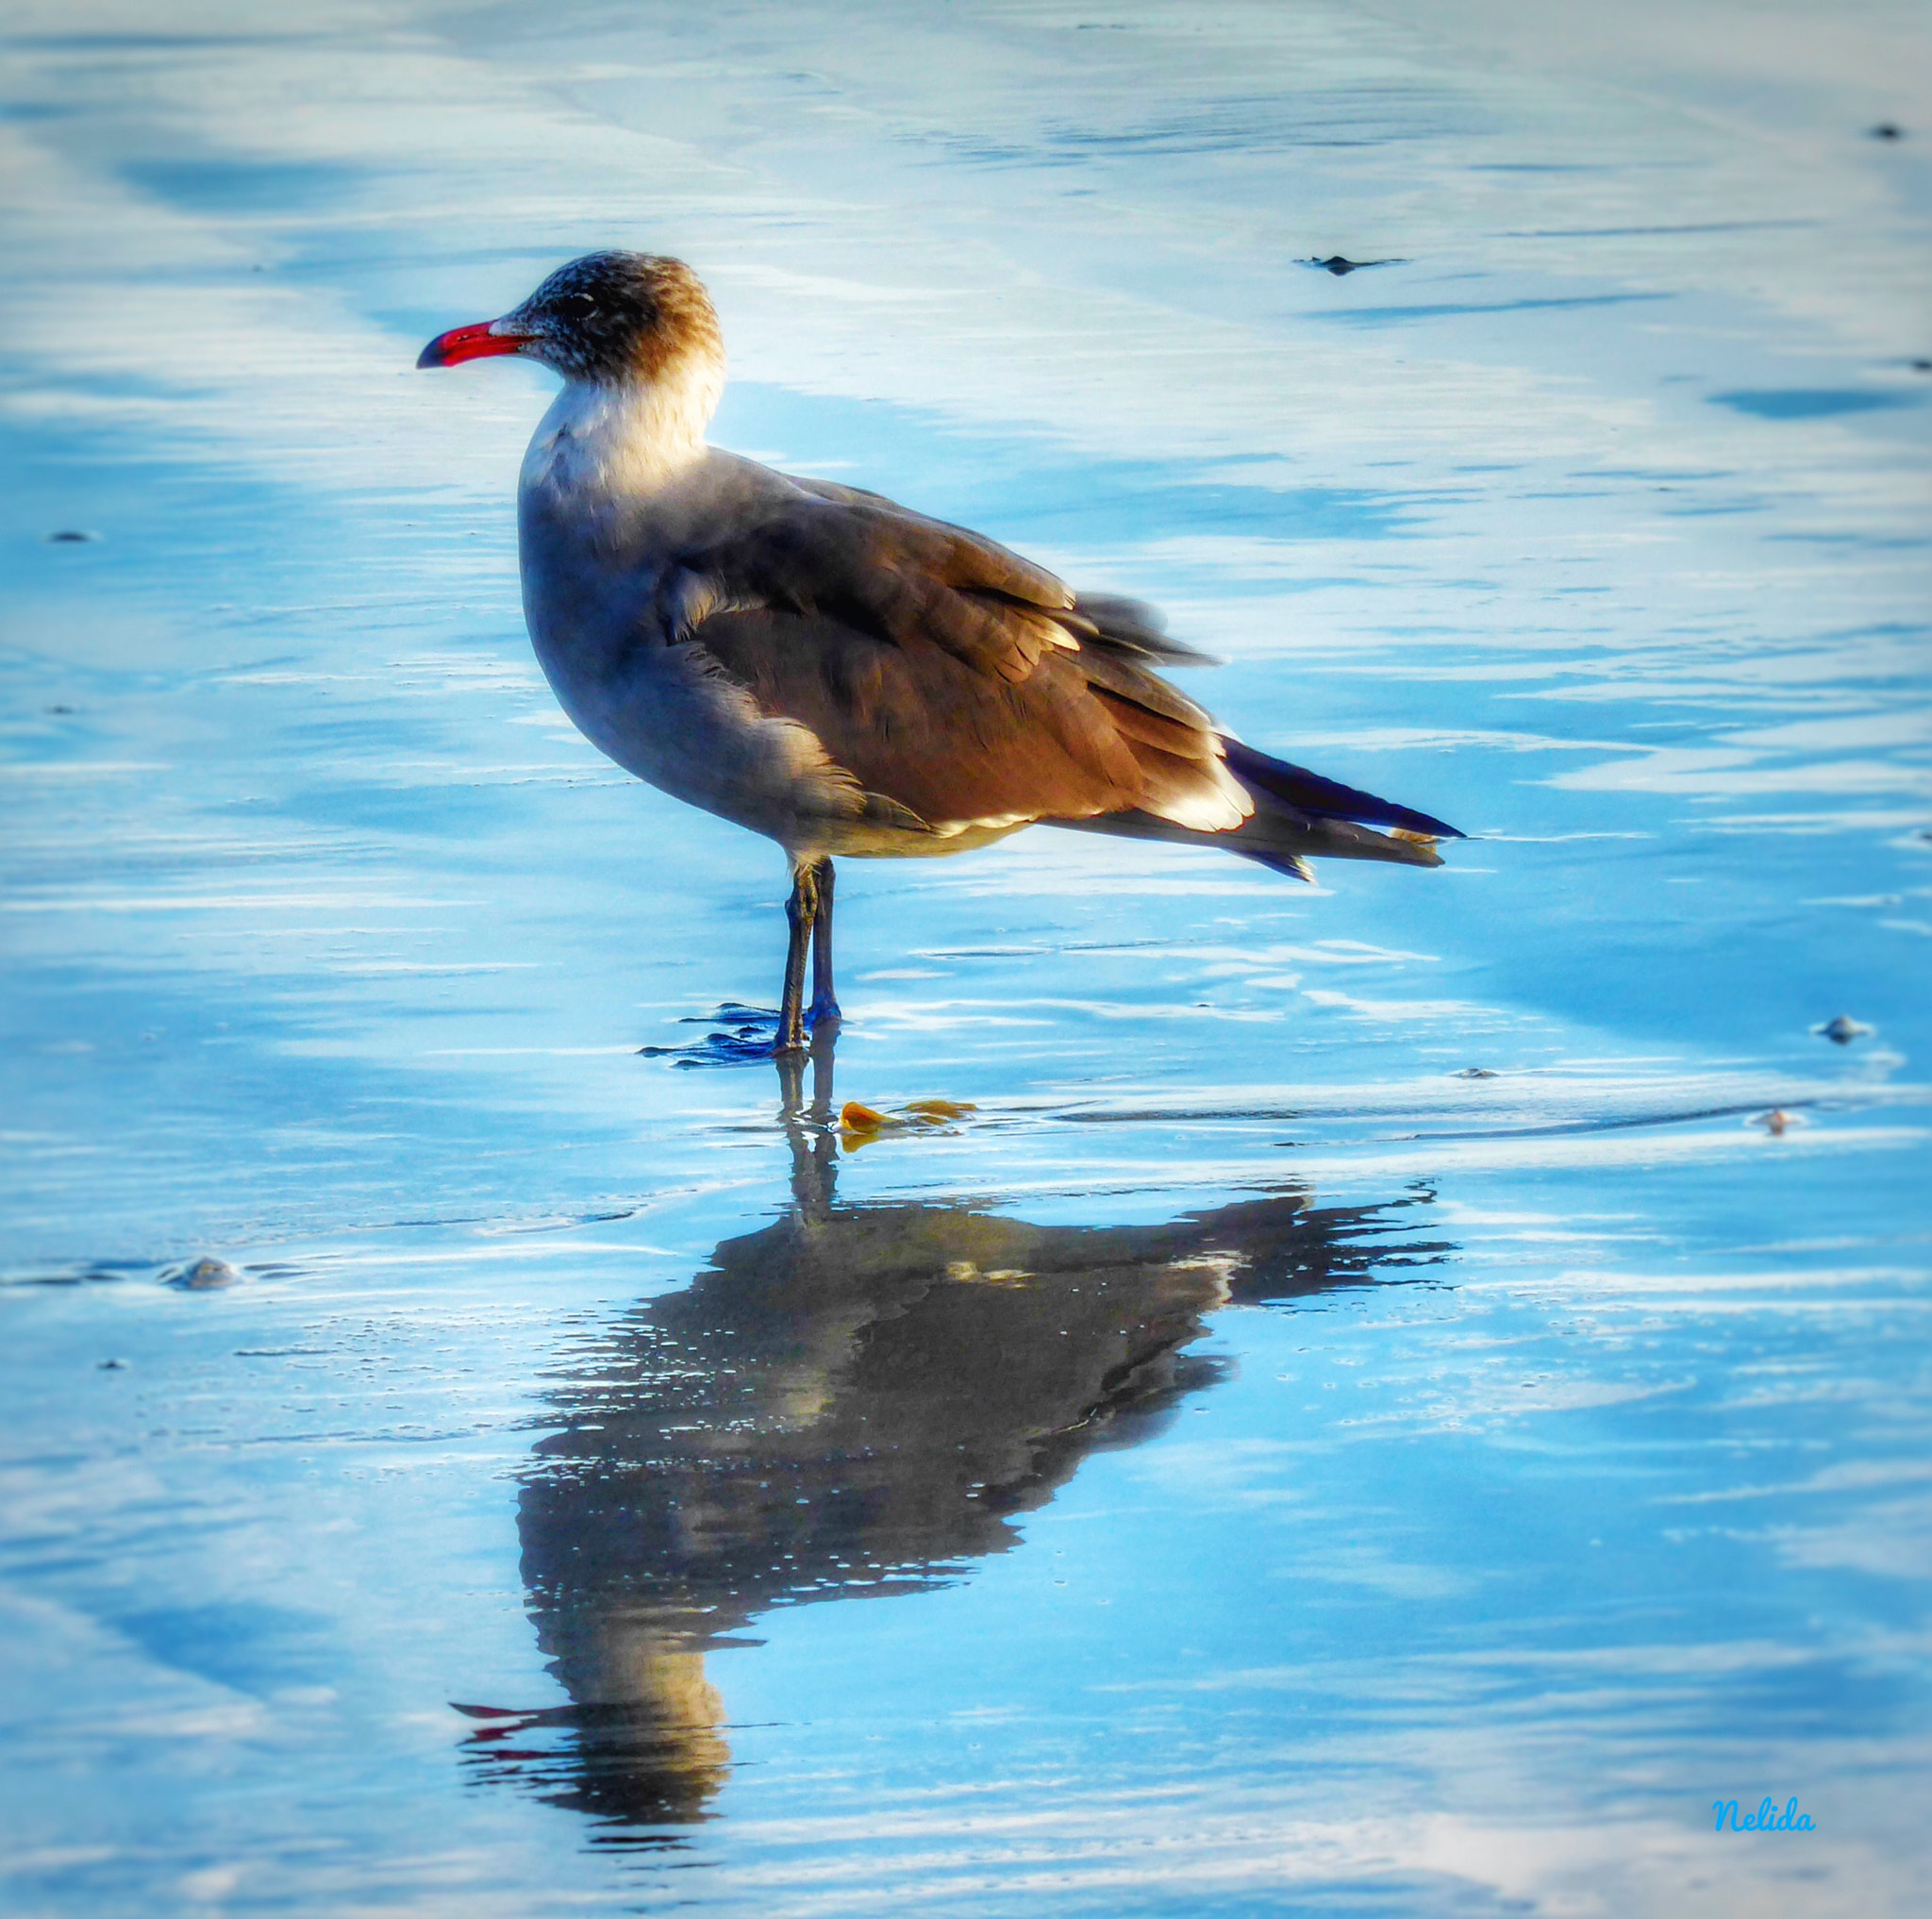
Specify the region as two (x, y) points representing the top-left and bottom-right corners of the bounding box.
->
(807, 996), (841, 1029)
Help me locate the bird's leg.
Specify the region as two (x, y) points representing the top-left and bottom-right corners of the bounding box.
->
(808, 857), (841, 1029)
(777, 859), (820, 1055)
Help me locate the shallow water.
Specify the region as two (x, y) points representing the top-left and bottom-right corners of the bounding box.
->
(3, 2), (1929, 1913)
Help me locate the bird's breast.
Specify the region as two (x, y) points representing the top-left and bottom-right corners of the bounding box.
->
(514, 494), (849, 850)
(511, 426), (944, 858)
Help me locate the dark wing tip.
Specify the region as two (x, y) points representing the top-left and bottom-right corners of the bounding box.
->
(1224, 738), (1463, 840)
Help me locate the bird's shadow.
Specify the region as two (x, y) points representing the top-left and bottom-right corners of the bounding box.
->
(456, 1028), (1454, 1839)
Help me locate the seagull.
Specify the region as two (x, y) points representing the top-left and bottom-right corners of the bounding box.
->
(419, 251), (1461, 1053)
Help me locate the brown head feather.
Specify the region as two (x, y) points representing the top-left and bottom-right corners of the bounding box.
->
(503, 251), (724, 392)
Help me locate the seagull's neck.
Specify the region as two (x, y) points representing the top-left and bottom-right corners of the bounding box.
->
(523, 348), (725, 508)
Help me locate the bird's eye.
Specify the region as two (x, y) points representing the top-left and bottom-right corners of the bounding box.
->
(556, 291), (598, 321)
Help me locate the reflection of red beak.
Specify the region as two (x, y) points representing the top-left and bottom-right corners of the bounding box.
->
(416, 320), (529, 369)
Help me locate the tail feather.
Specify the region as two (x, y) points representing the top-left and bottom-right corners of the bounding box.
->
(1061, 806), (1444, 877)
(1050, 739), (1460, 879)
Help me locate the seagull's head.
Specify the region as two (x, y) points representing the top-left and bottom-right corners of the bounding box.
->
(417, 251), (724, 392)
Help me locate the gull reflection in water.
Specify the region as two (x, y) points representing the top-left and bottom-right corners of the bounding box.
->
(458, 1036), (1451, 1838)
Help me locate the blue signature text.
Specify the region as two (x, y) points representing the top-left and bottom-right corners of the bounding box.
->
(1713, 1796), (1814, 1832)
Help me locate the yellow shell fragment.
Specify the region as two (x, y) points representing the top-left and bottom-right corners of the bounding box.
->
(944, 1260), (1033, 1288)
(838, 1096), (980, 1150)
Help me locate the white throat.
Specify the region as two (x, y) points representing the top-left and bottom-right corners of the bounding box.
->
(521, 351), (724, 504)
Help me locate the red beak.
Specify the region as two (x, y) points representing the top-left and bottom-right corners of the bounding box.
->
(416, 320), (529, 369)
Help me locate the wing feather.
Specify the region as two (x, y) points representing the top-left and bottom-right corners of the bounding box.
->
(691, 609), (1151, 828)
(673, 488), (1074, 684)
(667, 476), (1248, 835)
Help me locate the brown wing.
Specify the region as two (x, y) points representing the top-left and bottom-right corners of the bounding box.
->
(665, 476), (1249, 831)
(669, 486), (1076, 686)
(690, 604), (1246, 833)
(782, 477), (1222, 671)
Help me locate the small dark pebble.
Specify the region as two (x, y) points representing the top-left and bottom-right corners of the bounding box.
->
(1454, 1067), (1499, 1079)
(98, 1358), (128, 1371)
(1305, 254), (1402, 275)
(1870, 124), (1904, 140)
(46, 704), (75, 715)
(1817, 1014), (1874, 1044)
(1912, 359), (1932, 374)
(47, 529), (98, 542)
